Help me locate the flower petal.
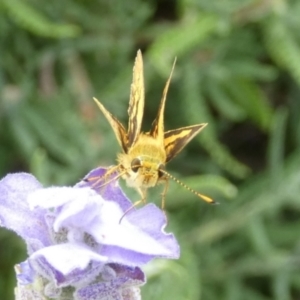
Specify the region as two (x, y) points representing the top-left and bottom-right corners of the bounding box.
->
(0, 173), (51, 249)
(15, 261), (36, 285)
(88, 202), (180, 262)
(28, 187), (104, 233)
(31, 243), (107, 276)
(28, 187), (98, 210)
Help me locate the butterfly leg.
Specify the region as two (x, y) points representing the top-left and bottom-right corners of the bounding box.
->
(158, 177), (169, 223)
(119, 188), (147, 224)
(85, 165), (120, 191)
(160, 177), (169, 210)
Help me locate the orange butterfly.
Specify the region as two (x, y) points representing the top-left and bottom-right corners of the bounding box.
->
(92, 50), (214, 215)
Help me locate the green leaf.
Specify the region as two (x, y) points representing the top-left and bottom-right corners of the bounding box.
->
(148, 13), (218, 76)
(2, 0), (80, 38)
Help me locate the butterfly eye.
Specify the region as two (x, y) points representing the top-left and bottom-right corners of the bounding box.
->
(158, 164), (165, 178)
(131, 158), (141, 173)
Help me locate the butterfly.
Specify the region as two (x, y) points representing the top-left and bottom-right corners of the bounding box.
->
(92, 50), (215, 216)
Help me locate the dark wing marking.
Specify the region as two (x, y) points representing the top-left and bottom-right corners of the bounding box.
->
(164, 124), (207, 162)
(127, 50), (145, 148)
(93, 97), (128, 153)
(150, 58), (176, 143)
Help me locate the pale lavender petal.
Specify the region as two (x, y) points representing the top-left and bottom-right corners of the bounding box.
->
(30, 243), (107, 276)
(15, 261), (35, 285)
(0, 173), (51, 249)
(28, 187), (104, 233)
(125, 204), (180, 259)
(28, 187), (98, 211)
(100, 245), (158, 266)
(88, 202), (179, 259)
(32, 256), (105, 288)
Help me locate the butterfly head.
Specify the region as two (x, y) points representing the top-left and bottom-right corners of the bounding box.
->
(120, 155), (166, 189)
(132, 156), (165, 184)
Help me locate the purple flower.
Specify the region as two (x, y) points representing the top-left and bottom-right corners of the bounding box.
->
(0, 167), (179, 300)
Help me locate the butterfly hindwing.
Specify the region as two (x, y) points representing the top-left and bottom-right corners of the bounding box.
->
(164, 124), (207, 162)
(127, 50), (145, 148)
(93, 97), (128, 153)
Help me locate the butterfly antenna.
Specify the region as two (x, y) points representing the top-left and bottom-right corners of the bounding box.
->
(159, 169), (217, 204)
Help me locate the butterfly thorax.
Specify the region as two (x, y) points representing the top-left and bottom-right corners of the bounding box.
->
(117, 133), (166, 189)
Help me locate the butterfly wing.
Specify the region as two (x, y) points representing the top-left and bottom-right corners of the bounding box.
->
(127, 50), (145, 148)
(164, 124), (207, 162)
(150, 58), (176, 143)
(93, 97), (128, 153)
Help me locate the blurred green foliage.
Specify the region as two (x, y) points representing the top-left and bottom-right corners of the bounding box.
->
(1, 0), (300, 299)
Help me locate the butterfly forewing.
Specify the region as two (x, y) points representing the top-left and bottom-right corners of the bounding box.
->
(93, 98), (128, 153)
(127, 50), (145, 148)
(164, 124), (207, 162)
(150, 58), (177, 142)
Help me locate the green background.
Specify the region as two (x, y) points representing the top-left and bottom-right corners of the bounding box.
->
(1, 0), (300, 299)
